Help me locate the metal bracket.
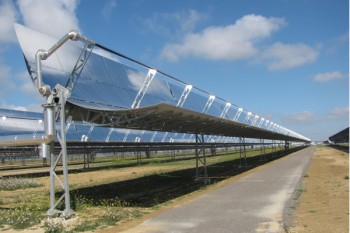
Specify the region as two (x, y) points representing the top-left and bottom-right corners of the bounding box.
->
(251, 115), (259, 126)
(220, 102), (231, 118)
(123, 69), (157, 142)
(233, 108), (243, 122)
(106, 128), (114, 142)
(257, 118), (265, 128)
(160, 84), (192, 142)
(65, 43), (95, 91)
(131, 69), (157, 109)
(244, 112), (252, 124)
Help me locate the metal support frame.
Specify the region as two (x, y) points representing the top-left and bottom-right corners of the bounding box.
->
(123, 69), (157, 142)
(195, 134), (208, 183)
(187, 94), (215, 141)
(208, 102), (231, 141)
(160, 84), (192, 142)
(251, 115), (259, 126)
(46, 87), (74, 218)
(257, 118), (265, 128)
(244, 112), (252, 124)
(170, 149), (176, 160)
(106, 128), (114, 142)
(239, 137), (247, 167)
(65, 43), (94, 90)
(233, 108), (243, 122)
(169, 138), (176, 160)
(33, 30), (95, 218)
(136, 150), (142, 164)
(284, 140), (290, 150)
(259, 138), (266, 161)
(135, 137), (142, 164)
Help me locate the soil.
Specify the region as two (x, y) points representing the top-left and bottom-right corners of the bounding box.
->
(287, 145), (349, 233)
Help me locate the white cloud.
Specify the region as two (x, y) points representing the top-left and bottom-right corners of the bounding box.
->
(0, 0), (18, 43)
(17, 70), (39, 99)
(17, 0), (80, 38)
(260, 42), (318, 70)
(0, 60), (16, 100)
(313, 71), (345, 82)
(283, 111), (315, 123)
(325, 106), (349, 120)
(145, 9), (208, 39)
(102, 0), (117, 20)
(160, 14), (285, 61)
(0, 0), (80, 112)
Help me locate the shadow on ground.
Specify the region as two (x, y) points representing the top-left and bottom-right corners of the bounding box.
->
(68, 147), (306, 208)
(327, 145), (349, 153)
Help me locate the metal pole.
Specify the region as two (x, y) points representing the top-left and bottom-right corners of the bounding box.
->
(59, 90), (74, 218)
(201, 134), (208, 182)
(195, 134), (199, 179)
(44, 104), (56, 216)
(48, 141), (55, 215)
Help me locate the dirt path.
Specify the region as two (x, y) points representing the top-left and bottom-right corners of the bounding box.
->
(288, 146), (349, 233)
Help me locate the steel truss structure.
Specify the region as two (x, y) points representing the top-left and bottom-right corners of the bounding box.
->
(195, 134), (209, 182)
(13, 24), (311, 218)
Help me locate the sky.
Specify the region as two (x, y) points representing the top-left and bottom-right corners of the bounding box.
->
(0, 0), (348, 141)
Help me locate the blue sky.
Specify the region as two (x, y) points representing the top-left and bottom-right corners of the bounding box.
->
(0, 0), (348, 141)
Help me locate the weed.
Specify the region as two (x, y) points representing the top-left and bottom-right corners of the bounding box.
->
(0, 177), (43, 191)
(43, 218), (64, 233)
(0, 205), (42, 229)
(344, 176), (349, 180)
(99, 206), (128, 226)
(293, 188), (305, 201)
(131, 209), (144, 218)
(73, 220), (100, 232)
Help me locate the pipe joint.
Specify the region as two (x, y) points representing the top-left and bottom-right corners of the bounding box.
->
(37, 49), (49, 60)
(68, 30), (80, 41)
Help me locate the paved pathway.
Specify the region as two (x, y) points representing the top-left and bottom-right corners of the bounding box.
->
(122, 146), (315, 233)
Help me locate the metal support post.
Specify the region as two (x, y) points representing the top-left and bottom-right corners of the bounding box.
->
(284, 140), (289, 150)
(135, 137), (142, 164)
(259, 139), (266, 161)
(59, 91), (74, 218)
(195, 134), (208, 183)
(46, 87), (74, 218)
(239, 137), (247, 167)
(170, 138), (176, 160)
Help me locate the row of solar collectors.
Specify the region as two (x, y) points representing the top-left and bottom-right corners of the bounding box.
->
(15, 23), (297, 139)
(0, 108), (277, 143)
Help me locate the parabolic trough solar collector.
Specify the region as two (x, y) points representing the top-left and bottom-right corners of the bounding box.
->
(14, 23), (310, 143)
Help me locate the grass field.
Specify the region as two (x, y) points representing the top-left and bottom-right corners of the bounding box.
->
(0, 146), (303, 232)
